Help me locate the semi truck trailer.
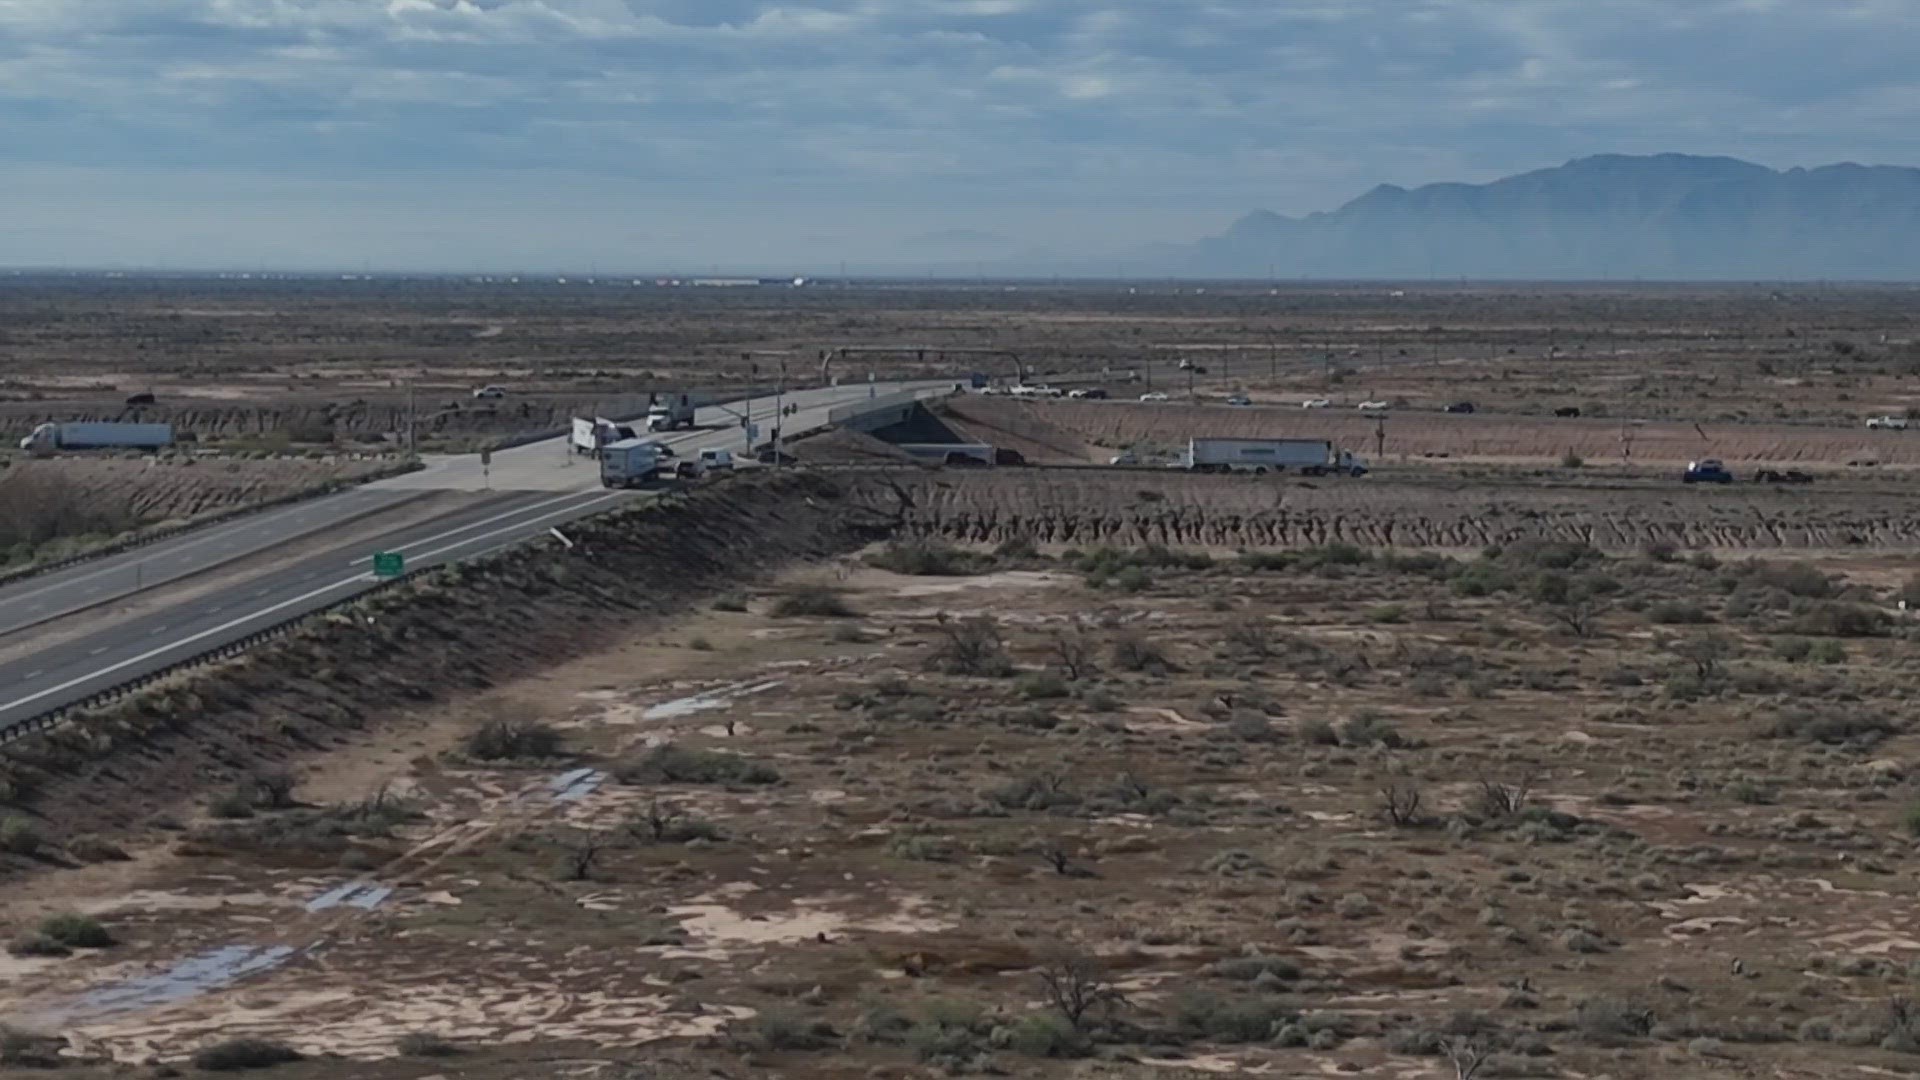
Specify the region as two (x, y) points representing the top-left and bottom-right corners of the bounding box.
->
(599, 439), (665, 488)
(1184, 438), (1367, 476)
(18, 422), (174, 455)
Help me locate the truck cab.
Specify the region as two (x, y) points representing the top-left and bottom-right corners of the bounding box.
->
(1683, 459), (1734, 484)
(647, 393), (697, 432)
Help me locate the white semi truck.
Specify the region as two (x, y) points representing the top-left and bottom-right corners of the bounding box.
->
(599, 439), (665, 488)
(19, 422), (174, 455)
(647, 393), (697, 432)
(1184, 438), (1367, 476)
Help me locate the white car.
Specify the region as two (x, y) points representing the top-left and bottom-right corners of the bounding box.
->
(1866, 415), (1909, 430)
(1140, 392), (1170, 403)
(1357, 401), (1390, 411)
(1226, 395), (1252, 407)
(471, 385), (508, 399)
(1301, 398), (1331, 409)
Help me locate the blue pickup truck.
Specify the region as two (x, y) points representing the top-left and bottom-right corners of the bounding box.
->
(1683, 459), (1734, 484)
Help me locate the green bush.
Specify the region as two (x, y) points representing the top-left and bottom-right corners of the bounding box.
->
(711, 591), (749, 612)
(40, 913), (113, 949)
(617, 744), (781, 785)
(771, 586), (855, 618)
(1016, 674), (1071, 700)
(1811, 639), (1848, 664)
(0, 816), (41, 856)
(1171, 990), (1296, 1043)
(1007, 1013), (1091, 1058)
(867, 541), (984, 576)
(1649, 601), (1713, 625)
(1786, 602), (1886, 639)
(462, 718), (565, 761)
(207, 789), (257, 820)
(396, 1032), (460, 1057)
(6, 933), (68, 958)
(191, 1038), (302, 1071)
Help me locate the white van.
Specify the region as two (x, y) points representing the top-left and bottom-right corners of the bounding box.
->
(698, 448), (735, 471)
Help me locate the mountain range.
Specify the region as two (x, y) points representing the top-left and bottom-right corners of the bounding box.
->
(1174, 153), (1920, 280)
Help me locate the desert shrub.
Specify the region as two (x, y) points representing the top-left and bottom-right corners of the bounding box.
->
(462, 718), (564, 761)
(6, 933), (68, 958)
(986, 774), (1080, 812)
(1449, 561), (1517, 597)
(67, 834), (129, 863)
(1649, 600), (1713, 625)
(751, 1007), (837, 1050)
(1500, 540), (1603, 571)
(1561, 450), (1585, 469)
(1765, 706), (1899, 748)
(1206, 954), (1300, 983)
(1297, 717), (1339, 745)
(1786, 602), (1887, 638)
(929, 614), (1014, 677)
(395, 1032), (460, 1057)
(1811, 639), (1849, 664)
(888, 834), (957, 862)
(1016, 674), (1070, 700)
(1106, 565), (1152, 593)
(191, 1038), (302, 1071)
(1337, 712), (1405, 749)
(905, 1000), (993, 1069)
(0, 1027), (67, 1068)
(771, 585), (855, 618)
(1008, 1013), (1092, 1057)
(1561, 929), (1611, 954)
(207, 788), (257, 820)
(39, 913), (113, 949)
(1170, 990), (1296, 1043)
(1772, 637), (1814, 662)
(994, 535), (1040, 561)
(617, 744), (780, 785)
(711, 591), (749, 612)
(1378, 550), (1453, 575)
(0, 816), (42, 856)
(1110, 632), (1169, 673)
(1574, 997), (1655, 1045)
(1075, 545), (1211, 574)
(868, 541), (984, 576)
(1733, 560), (1838, 599)
(1367, 604), (1406, 624)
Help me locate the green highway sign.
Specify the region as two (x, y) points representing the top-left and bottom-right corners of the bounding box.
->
(372, 551), (405, 579)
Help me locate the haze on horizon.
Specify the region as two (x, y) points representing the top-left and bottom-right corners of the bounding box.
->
(2, 0), (1917, 275)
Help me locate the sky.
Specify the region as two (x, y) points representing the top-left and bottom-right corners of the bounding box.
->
(2, 0), (1919, 272)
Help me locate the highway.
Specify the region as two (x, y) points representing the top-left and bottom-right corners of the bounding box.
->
(0, 379), (951, 735)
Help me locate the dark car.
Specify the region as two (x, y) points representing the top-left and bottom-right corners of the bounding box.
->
(125, 392), (156, 406)
(1683, 459), (1734, 484)
(1553, 406), (1582, 418)
(1444, 401), (1475, 414)
(756, 447), (797, 465)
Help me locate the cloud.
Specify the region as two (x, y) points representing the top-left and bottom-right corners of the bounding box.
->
(0, 0), (1916, 268)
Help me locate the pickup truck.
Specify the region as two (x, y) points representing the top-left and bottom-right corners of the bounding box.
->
(1866, 415), (1910, 430)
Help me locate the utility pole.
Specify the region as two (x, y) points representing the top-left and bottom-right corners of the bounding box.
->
(406, 380), (416, 455)
(1374, 414), (1387, 459)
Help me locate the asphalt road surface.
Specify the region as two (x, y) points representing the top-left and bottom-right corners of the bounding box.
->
(0, 486), (423, 639)
(0, 487), (632, 733)
(0, 379), (950, 733)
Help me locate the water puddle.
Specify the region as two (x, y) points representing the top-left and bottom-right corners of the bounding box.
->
(66, 945), (301, 1019)
(546, 767), (607, 803)
(641, 680), (782, 721)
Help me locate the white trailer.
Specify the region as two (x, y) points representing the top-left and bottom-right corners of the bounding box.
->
(571, 416), (639, 457)
(19, 422), (174, 455)
(1185, 438), (1367, 476)
(599, 438), (664, 488)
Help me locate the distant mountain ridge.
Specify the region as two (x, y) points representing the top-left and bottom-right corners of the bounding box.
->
(1185, 153), (1920, 279)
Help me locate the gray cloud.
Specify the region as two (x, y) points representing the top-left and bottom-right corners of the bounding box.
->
(0, 0), (1915, 269)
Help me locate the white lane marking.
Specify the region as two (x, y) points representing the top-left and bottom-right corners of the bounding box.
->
(0, 489), (392, 609)
(0, 491), (627, 718)
(347, 491), (599, 565)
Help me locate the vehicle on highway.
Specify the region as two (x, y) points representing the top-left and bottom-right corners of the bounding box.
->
(18, 421), (173, 455)
(757, 447), (797, 465)
(472, 385), (508, 399)
(1683, 459), (1734, 484)
(1301, 398), (1331, 409)
(125, 391), (156, 406)
(1357, 400), (1390, 411)
(1755, 468), (1814, 484)
(1444, 401), (1476, 414)
(572, 416), (638, 457)
(1553, 406), (1582, 418)
(647, 392), (697, 432)
(599, 438), (664, 488)
(674, 460), (703, 480)
(1079, 388), (1108, 400)
(1184, 437), (1367, 477)
(698, 448), (735, 472)
(1139, 391), (1170, 402)
(1866, 414), (1910, 430)
(1226, 394), (1252, 407)
(1109, 451), (1139, 466)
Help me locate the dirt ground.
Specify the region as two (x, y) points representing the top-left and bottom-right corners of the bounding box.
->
(8, 534), (1920, 1078)
(5, 278), (1919, 449)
